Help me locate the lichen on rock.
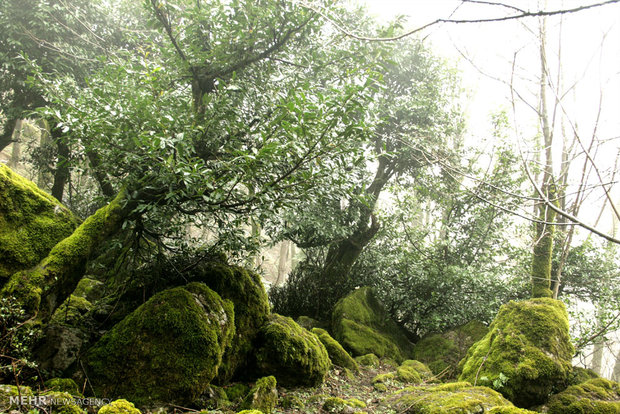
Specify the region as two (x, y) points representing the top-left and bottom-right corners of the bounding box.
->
(253, 313), (330, 387)
(458, 298), (574, 408)
(84, 282), (234, 405)
(331, 287), (413, 363)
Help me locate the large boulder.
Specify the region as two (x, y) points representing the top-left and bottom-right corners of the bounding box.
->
(0, 164), (78, 285)
(387, 382), (537, 414)
(332, 287), (414, 363)
(459, 298), (574, 408)
(544, 378), (620, 413)
(413, 320), (488, 378)
(311, 327), (359, 372)
(253, 314), (330, 387)
(84, 282), (234, 406)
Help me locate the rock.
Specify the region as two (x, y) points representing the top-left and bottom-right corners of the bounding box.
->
(544, 378), (620, 413)
(569, 366), (601, 385)
(332, 287), (413, 363)
(38, 391), (83, 414)
(34, 324), (84, 375)
(413, 320), (488, 378)
(396, 360), (432, 384)
(72, 277), (104, 303)
(297, 315), (326, 330)
(387, 381), (526, 413)
(322, 397), (366, 413)
(84, 282), (234, 405)
(51, 294), (92, 327)
(312, 328), (359, 372)
(459, 298), (574, 408)
(236, 410), (264, 414)
(97, 399), (141, 414)
(241, 376), (278, 414)
(0, 164), (78, 285)
(0, 385), (34, 411)
(280, 395), (304, 409)
(253, 314), (330, 387)
(44, 378), (81, 396)
(354, 353), (380, 367)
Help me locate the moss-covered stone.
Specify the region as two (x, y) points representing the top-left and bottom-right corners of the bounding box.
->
(84, 282), (234, 405)
(544, 378), (620, 413)
(196, 384), (230, 410)
(322, 397), (367, 412)
(487, 407), (538, 413)
(388, 382), (518, 413)
(373, 372), (396, 384)
(241, 376), (277, 414)
(355, 353), (380, 367)
(297, 315), (326, 331)
(253, 313), (330, 387)
(332, 287), (413, 363)
(459, 298), (574, 408)
(236, 410), (264, 414)
(38, 391), (83, 414)
(72, 277), (103, 303)
(413, 320), (488, 378)
(396, 360), (431, 385)
(569, 366), (601, 385)
(44, 378), (82, 396)
(0, 384), (34, 411)
(225, 383), (251, 403)
(98, 399), (141, 414)
(280, 395), (304, 409)
(51, 294), (92, 326)
(0, 164), (78, 284)
(312, 328), (359, 372)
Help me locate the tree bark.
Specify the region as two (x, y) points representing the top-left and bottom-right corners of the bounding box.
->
(50, 125), (70, 203)
(0, 117), (17, 153)
(8, 120), (22, 169)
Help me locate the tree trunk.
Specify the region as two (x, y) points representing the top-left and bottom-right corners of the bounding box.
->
(50, 125), (70, 203)
(612, 348), (620, 381)
(8, 120), (22, 169)
(0, 117), (17, 153)
(1, 189), (131, 322)
(275, 240), (290, 286)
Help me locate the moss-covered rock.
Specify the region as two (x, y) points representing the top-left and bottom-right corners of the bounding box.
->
(413, 320), (488, 378)
(355, 353), (380, 367)
(44, 378), (82, 396)
(84, 282), (234, 405)
(253, 314), (330, 387)
(388, 382), (519, 413)
(0, 384), (34, 411)
(569, 366), (601, 385)
(312, 328), (359, 372)
(0, 164), (79, 285)
(395, 361), (431, 384)
(373, 372), (396, 384)
(98, 399), (141, 414)
(544, 378), (620, 413)
(332, 287), (413, 363)
(38, 391), (83, 414)
(280, 395), (305, 409)
(322, 397), (366, 412)
(487, 408), (538, 413)
(51, 294), (92, 326)
(225, 383), (251, 403)
(297, 315), (326, 331)
(459, 298), (574, 408)
(236, 410), (264, 414)
(73, 277), (104, 303)
(241, 376), (277, 414)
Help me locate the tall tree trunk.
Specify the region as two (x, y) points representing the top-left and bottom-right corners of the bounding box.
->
(0, 117), (17, 153)
(275, 240), (291, 286)
(8, 120), (22, 169)
(612, 349), (620, 381)
(50, 125), (70, 203)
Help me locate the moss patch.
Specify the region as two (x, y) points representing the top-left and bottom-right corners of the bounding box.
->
(51, 294), (92, 327)
(241, 376), (277, 414)
(459, 298), (574, 408)
(413, 320), (488, 378)
(98, 399), (141, 414)
(0, 164), (79, 284)
(44, 378), (82, 396)
(332, 287), (413, 363)
(312, 328), (359, 372)
(388, 382), (518, 413)
(322, 396), (367, 412)
(253, 314), (330, 387)
(355, 353), (380, 367)
(544, 378), (620, 413)
(84, 282), (234, 406)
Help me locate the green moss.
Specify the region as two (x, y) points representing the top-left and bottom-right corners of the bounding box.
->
(373, 373), (396, 384)
(190, 260), (270, 383)
(253, 314), (330, 387)
(44, 378), (82, 396)
(297, 315), (326, 330)
(280, 395), (304, 409)
(332, 287), (413, 363)
(396, 365), (423, 384)
(488, 407), (539, 413)
(38, 391), (83, 414)
(226, 383), (251, 403)
(198, 384), (230, 410)
(413, 321), (488, 378)
(401, 360), (432, 378)
(72, 277), (103, 302)
(236, 411), (264, 414)
(0, 164), (79, 284)
(374, 383), (388, 392)
(459, 298), (574, 408)
(545, 378), (620, 414)
(97, 399), (141, 414)
(0, 384), (34, 410)
(241, 376), (277, 414)
(2, 188), (127, 320)
(569, 366), (601, 385)
(322, 397), (367, 412)
(389, 382), (517, 413)
(51, 294), (92, 326)
(355, 353), (380, 367)
(85, 282), (235, 405)
(531, 188), (557, 299)
(312, 328), (359, 372)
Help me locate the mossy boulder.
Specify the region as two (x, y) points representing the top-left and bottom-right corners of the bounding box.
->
(241, 376), (277, 414)
(297, 315), (327, 331)
(413, 320), (488, 378)
(73, 277), (104, 303)
(312, 328), (359, 372)
(322, 396), (366, 412)
(44, 378), (82, 396)
(39, 391), (83, 414)
(0, 384), (34, 411)
(84, 282), (234, 405)
(51, 294), (92, 326)
(569, 366), (601, 385)
(332, 287), (413, 363)
(0, 164), (79, 285)
(98, 399), (141, 414)
(236, 411), (264, 414)
(487, 408), (538, 413)
(396, 360), (432, 384)
(388, 382), (522, 413)
(459, 298), (574, 408)
(544, 378), (620, 413)
(253, 314), (330, 387)
(355, 353), (380, 367)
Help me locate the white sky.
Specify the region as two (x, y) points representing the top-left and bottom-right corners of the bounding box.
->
(356, 0), (620, 238)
